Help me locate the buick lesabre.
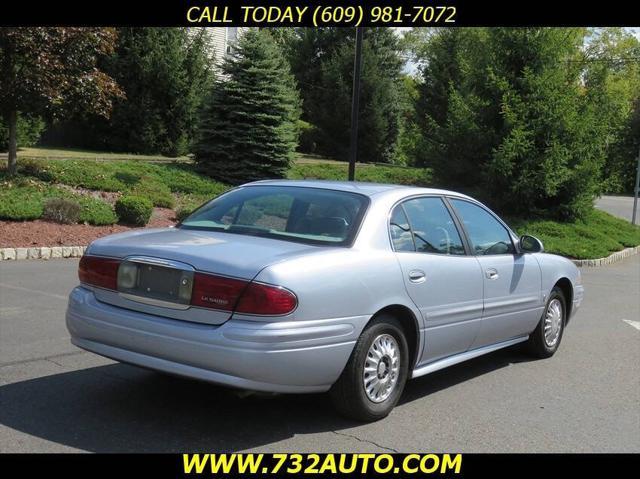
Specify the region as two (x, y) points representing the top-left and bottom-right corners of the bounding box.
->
(66, 180), (584, 421)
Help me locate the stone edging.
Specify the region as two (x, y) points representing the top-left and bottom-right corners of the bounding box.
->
(1, 244), (638, 267)
(0, 246), (87, 261)
(571, 246), (640, 267)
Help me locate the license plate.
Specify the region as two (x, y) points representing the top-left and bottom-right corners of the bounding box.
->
(117, 261), (194, 305)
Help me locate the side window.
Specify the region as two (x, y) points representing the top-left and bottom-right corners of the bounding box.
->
(449, 199), (515, 255)
(400, 197), (466, 255)
(390, 206), (415, 252)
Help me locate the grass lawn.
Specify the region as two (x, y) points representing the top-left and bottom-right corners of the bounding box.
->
(1, 149), (639, 260)
(0, 146), (190, 163)
(288, 160), (432, 186)
(509, 209), (640, 260)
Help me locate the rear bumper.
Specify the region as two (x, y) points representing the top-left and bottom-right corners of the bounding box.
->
(66, 286), (367, 393)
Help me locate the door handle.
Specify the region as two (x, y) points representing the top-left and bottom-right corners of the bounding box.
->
(485, 268), (499, 280)
(408, 270), (426, 283)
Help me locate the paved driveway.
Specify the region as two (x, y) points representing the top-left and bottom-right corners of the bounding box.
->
(596, 195), (638, 223)
(1, 257), (639, 452)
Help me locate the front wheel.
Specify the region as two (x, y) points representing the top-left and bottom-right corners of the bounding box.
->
(330, 315), (409, 422)
(526, 287), (566, 358)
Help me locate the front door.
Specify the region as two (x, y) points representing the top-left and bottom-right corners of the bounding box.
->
(448, 199), (543, 348)
(391, 197), (484, 364)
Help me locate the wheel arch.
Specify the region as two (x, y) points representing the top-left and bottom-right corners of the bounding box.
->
(554, 277), (574, 322)
(370, 304), (421, 370)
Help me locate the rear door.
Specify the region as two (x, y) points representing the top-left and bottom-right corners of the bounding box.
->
(448, 198), (543, 347)
(391, 196), (484, 364)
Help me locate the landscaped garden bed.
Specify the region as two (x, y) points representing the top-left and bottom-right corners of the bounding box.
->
(0, 208), (175, 248)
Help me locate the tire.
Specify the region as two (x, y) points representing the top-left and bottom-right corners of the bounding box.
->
(330, 314), (409, 422)
(526, 286), (566, 358)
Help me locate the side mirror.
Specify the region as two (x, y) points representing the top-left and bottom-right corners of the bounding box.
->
(519, 235), (544, 253)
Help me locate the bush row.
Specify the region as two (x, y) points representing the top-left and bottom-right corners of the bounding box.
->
(0, 181), (157, 226)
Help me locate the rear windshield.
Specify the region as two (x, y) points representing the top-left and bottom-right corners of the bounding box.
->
(179, 186), (369, 246)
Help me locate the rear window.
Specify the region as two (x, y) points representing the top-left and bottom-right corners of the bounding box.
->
(179, 186), (369, 246)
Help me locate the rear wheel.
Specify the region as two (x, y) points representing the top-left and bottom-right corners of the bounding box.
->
(330, 315), (409, 421)
(527, 287), (566, 358)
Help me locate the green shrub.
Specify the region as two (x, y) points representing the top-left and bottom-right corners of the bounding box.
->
(13, 159), (228, 199)
(42, 198), (81, 224)
(155, 165), (230, 196)
(130, 178), (175, 208)
(0, 185), (44, 220)
(175, 207), (194, 222)
(175, 192), (210, 206)
(17, 159), (54, 182)
(22, 159), (136, 191)
(0, 177), (120, 225)
(115, 195), (153, 226)
(114, 171), (141, 186)
(77, 197), (118, 225)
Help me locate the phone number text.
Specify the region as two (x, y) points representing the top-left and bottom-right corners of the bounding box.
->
(186, 5), (457, 26)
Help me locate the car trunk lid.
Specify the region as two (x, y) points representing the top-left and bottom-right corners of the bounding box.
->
(85, 227), (317, 325)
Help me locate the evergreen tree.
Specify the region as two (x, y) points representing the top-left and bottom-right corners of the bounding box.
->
(194, 29), (300, 184)
(59, 28), (211, 156)
(484, 28), (603, 220)
(414, 28), (608, 220)
(412, 28), (493, 185)
(287, 28), (404, 164)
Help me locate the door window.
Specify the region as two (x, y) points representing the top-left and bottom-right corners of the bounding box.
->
(392, 197), (466, 255)
(449, 199), (515, 255)
(390, 206), (415, 252)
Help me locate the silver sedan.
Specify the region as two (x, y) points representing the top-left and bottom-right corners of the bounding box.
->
(66, 180), (584, 421)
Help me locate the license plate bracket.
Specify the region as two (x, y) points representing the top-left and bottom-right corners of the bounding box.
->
(117, 260), (194, 306)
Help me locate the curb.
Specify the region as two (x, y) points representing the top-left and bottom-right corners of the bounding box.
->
(0, 246), (87, 261)
(571, 246), (640, 267)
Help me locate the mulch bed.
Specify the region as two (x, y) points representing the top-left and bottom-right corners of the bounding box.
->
(0, 208), (176, 248)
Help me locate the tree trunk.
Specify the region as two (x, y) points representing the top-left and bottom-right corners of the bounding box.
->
(6, 110), (18, 176)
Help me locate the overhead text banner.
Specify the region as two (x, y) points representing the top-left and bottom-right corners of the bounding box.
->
(1, 0), (638, 27)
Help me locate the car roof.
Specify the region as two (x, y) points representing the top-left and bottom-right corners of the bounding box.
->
(242, 179), (472, 200)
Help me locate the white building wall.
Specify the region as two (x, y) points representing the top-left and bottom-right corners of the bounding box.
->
(189, 27), (250, 66)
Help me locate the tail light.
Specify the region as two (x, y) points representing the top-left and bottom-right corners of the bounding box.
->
(236, 282), (298, 315)
(190, 272), (297, 315)
(78, 255), (120, 290)
(191, 272), (248, 311)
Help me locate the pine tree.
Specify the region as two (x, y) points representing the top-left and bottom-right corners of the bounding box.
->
(194, 30), (300, 184)
(287, 28), (404, 164)
(100, 28), (211, 156)
(414, 27), (608, 220)
(484, 28), (603, 220)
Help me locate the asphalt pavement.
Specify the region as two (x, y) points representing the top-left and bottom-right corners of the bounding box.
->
(0, 256), (639, 452)
(596, 195), (638, 223)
